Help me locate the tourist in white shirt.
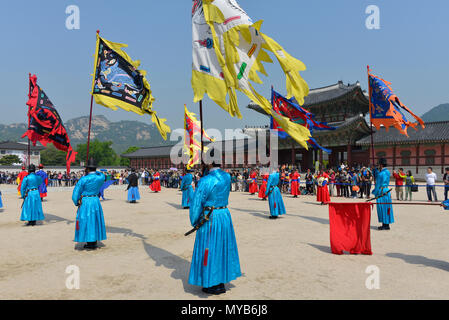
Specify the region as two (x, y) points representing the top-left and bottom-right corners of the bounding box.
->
(425, 167), (438, 202)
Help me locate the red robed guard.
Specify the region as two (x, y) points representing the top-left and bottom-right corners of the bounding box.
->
(17, 166), (28, 196)
(316, 170), (330, 204)
(258, 173), (269, 200)
(249, 170), (259, 195)
(150, 171), (161, 192)
(290, 170), (300, 197)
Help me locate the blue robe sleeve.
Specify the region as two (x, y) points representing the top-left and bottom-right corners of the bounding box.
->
(20, 176), (28, 199)
(189, 177), (210, 227)
(72, 178), (84, 206)
(181, 176), (186, 190)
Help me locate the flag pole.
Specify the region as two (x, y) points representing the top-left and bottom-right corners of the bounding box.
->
(86, 30), (100, 165)
(199, 100), (204, 164)
(27, 73), (32, 167)
(367, 65), (375, 169)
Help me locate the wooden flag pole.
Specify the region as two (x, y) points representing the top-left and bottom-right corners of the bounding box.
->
(86, 30), (100, 165)
(367, 65), (375, 169)
(27, 73), (32, 167)
(199, 100), (204, 164)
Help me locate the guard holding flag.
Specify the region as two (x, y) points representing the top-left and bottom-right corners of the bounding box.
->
(187, 158), (241, 295)
(372, 158), (394, 230)
(72, 158), (107, 250)
(20, 164), (44, 226)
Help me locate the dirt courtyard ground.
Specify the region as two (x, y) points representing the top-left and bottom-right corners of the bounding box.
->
(0, 183), (448, 300)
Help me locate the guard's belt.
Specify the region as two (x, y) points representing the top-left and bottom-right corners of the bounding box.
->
(82, 195), (98, 198)
(28, 188), (38, 191)
(204, 206), (227, 211)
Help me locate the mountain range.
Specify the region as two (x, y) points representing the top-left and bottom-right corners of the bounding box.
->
(0, 115), (168, 154)
(1, 103), (448, 153)
(420, 103), (449, 122)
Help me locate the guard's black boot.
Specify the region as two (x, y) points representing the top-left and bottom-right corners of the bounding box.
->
(26, 221), (33, 226)
(214, 283), (226, 294)
(202, 284), (226, 295)
(378, 224), (386, 230)
(269, 215), (278, 220)
(84, 241), (97, 250)
(384, 224), (390, 230)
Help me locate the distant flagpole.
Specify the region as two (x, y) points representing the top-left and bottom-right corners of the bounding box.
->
(86, 30), (100, 165)
(367, 65), (375, 169)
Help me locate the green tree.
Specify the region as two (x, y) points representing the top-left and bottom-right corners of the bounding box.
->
(0, 154), (21, 165)
(40, 145), (67, 166)
(120, 146), (140, 166)
(76, 140), (119, 166)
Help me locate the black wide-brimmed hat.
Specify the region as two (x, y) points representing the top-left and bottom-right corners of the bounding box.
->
(86, 158), (97, 170)
(378, 158), (388, 166)
(28, 164), (36, 172)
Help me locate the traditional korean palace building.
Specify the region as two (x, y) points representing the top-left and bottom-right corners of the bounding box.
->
(247, 81), (449, 174)
(247, 81), (372, 169)
(122, 81), (448, 174)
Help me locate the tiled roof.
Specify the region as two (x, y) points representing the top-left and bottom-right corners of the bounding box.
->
(357, 121), (449, 145)
(248, 81), (368, 112)
(300, 81), (366, 106)
(0, 141), (45, 151)
(121, 145), (178, 158)
(122, 139), (255, 158)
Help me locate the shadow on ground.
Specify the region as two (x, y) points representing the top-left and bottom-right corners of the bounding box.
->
(106, 225), (147, 240)
(165, 202), (185, 210)
(142, 240), (210, 298)
(229, 207), (270, 220)
(386, 253), (449, 272)
(291, 215), (329, 225)
(45, 213), (74, 225)
(307, 243), (331, 254)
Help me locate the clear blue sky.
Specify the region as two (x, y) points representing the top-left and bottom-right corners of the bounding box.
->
(1, 0), (448, 133)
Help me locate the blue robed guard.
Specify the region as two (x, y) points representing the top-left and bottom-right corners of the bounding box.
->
(0, 190), (3, 209)
(72, 158), (107, 250)
(372, 158), (394, 230)
(181, 169), (194, 209)
(126, 168), (140, 203)
(20, 164), (44, 226)
(188, 162), (241, 295)
(265, 169), (286, 219)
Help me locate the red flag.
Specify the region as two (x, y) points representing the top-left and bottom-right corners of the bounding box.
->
(328, 202), (372, 255)
(22, 74), (77, 173)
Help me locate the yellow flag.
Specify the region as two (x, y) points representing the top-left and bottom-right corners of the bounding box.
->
(91, 33), (171, 140)
(191, 0), (310, 149)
